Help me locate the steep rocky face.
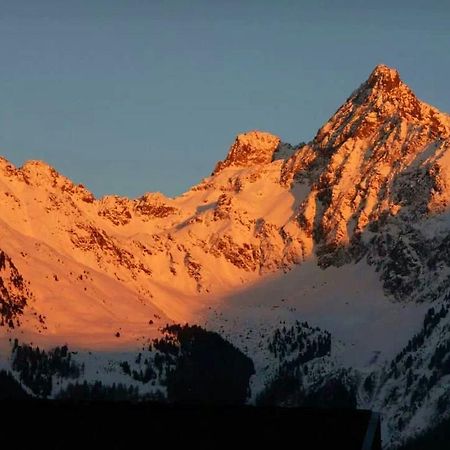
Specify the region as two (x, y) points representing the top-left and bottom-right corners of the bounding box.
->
(213, 131), (281, 174)
(283, 64), (450, 269)
(0, 249), (33, 328)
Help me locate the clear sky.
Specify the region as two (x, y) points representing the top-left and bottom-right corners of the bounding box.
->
(0, 0), (448, 198)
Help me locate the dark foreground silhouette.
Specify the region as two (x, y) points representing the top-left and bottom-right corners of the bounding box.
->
(0, 369), (381, 448)
(1, 399), (380, 449)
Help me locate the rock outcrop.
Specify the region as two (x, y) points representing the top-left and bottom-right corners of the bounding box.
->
(213, 130), (281, 174)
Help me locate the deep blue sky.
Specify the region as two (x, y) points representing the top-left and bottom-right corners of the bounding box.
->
(0, 1), (448, 198)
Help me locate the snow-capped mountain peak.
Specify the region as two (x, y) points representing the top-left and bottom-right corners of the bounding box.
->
(1, 65), (450, 447)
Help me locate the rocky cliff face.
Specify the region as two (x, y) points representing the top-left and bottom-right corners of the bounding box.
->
(0, 64), (449, 448)
(284, 65), (450, 266)
(0, 249), (33, 328)
(213, 131), (282, 174)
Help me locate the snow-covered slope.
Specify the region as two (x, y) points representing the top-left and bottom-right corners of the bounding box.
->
(1, 64), (450, 448)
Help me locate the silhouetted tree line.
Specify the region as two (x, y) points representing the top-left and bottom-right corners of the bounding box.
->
(153, 335), (179, 357)
(11, 340), (82, 397)
(0, 370), (30, 399)
(255, 372), (301, 406)
(255, 322), (347, 408)
(398, 411), (450, 450)
(399, 305), (448, 359)
(387, 305), (449, 381)
(268, 321), (331, 361)
(429, 340), (450, 375)
(120, 350), (168, 383)
(117, 324), (255, 404)
(155, 324), (255, 405)
(377, 304), (450, 424)
(120, 360), (156, 383)
(62, 326), (255, 404)
(256, 372), (356, 409)
(153, 351), (172, 376)
(267, 321), (331, 373)
(57, 381), (140, 401)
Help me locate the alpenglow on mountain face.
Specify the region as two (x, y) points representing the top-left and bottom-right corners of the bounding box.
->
(1, 64), (450, 447)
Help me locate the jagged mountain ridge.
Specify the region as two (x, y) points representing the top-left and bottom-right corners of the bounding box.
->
(0, 64), (450, 447)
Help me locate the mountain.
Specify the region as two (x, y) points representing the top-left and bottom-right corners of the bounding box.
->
(1, 64), (450, 447)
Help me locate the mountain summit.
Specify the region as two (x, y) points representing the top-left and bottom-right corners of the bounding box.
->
(289, 64), (450, 267)
(367, 63), (401, 88)
(213, 130), (281, 174)
(0, 65), (449, 447)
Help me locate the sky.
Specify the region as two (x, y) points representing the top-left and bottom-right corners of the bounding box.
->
(0, 0), (448, 198)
